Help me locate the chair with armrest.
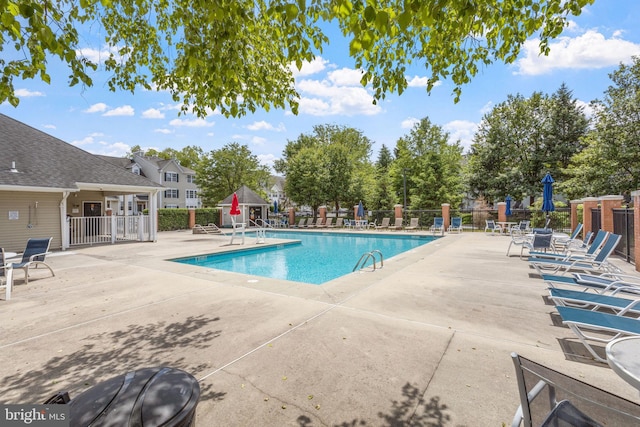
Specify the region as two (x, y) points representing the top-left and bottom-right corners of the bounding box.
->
(1, 247), (14, 300)
(11, 237), (54, 284)
(510, 352), (640, 426)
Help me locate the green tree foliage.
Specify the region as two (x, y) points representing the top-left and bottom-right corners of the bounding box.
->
(466, 87), (588, 205)
(2, 0), (593, 113)
(560, 57), (640, 199)
(127, 145), (203, 169)
(276, 124), (373, 214)
(196, 142), (271, 206)
(370, 144), (396, 210)
(392, 118), (463, 209)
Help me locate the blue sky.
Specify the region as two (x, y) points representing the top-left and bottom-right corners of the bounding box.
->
(2, 0), (640, 171)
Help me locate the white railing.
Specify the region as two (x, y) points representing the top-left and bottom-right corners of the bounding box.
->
(69, 215), (150, 246)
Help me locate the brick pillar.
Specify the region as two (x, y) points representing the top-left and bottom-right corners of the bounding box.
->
(188, 208), (196, 228)
(582, 197), (599, 234)
(497, 202), (506, 223)
(600, 195), (623, 233)
(441, 203), (450, 231)
(319, 206), (327, 223)
(632, 190), (640, 272)
(569, 200), (581, 237)
(394, 204), (403, 220)
(289, 207), (295, 227)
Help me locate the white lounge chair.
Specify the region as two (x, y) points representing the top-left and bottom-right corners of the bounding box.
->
(405, 217), (420, 232)
(375, 217), (390, 231)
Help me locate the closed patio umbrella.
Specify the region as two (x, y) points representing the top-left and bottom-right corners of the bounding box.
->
(541, 173), (555, 226)
(230, 192), (241, 216)
(357, 201), (365, 219)
(273, 200), (278, 215)
(505, 195), (512, 216)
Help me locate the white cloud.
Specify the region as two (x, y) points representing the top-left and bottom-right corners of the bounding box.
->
(90, 141), (131, 157)
(406, 76), (429, 88)
(251, 136), (267, 145)
(142, 108), (165, 119)
(479, 101), (494, 116)
(85, 103), (108, 113)
(169, 118), (214, 127)
(327, 68), (365, 86)
(246, 120), (286, 132)
(103, 105), (135, 117)
(291, 57), (330, 77)
(296, 77), (381, 116)
(76, 46), (121, 64)
(43, 124), (56, 129)
(15, 88), (44, 97)
(257, 153), (279, 171)
(515, 30), (640, 75)
(154, 128), (173, 134)
(576, 99), (595, 119)
(443, 120), (478, 153)
(401, 117), (420, 129)
(70, 136), (95, 147)
(89, 132), (104, 137)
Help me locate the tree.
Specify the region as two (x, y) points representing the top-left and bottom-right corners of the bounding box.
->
(276, 124), (373, 214)
(2, 0), (593, 113)
(127, 145), (203, 169)
(196, 142), (271, 206)
(466, 87), (587, 205)
(370, 145), (396, 210)
(392, 117), (463, 209)
(560, 57), (640, 198)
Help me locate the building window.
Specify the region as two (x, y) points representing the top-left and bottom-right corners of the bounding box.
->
(164, 204), (179, 209)
(186, 189), (197, 199)
(132, 165), (141, 175)
(164, 189), (179, 198)
(164, 172), (179, 182)
(186, 174), (195, 183)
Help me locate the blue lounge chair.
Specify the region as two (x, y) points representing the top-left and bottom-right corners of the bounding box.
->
(553, 223), (583, 252)
(448, 217), (463, 233)
(11, 237), (54, 284)
(542, 272), (640, 293)
(528, 229), (607, 260)
(528, 233), (622, 276)
(549, 288), (640, 315)
(430, 217), (444, 235)
(556, 305), (640, 362)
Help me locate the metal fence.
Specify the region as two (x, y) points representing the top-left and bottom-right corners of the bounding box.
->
(613, 208), (635, 263)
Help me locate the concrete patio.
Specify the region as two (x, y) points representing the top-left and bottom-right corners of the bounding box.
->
(1, 229), (638, 425)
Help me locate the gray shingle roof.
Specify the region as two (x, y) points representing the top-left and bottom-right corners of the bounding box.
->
(220, 185), (268, 205)
(0, 114), (162, 190)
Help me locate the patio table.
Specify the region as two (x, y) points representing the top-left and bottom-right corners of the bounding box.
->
(606, 336), (640, 393)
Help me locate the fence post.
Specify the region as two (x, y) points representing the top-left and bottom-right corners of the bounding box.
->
(393, 204), (402, 218)
(289, 207), (295, 227)
(599, 195), (623, 233)
(441, 203), (450, 231)
(632, 190), (640, 272)
(319, 205), (327, 223)
(581, 197), (599, 234)
(111, 215), (117, 244)
(188, 209), (196, 229)
(497, 202), (506, 223)
(570, 200), (581, 237)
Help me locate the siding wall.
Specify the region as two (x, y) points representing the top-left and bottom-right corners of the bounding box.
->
(0, 191), (62, 252)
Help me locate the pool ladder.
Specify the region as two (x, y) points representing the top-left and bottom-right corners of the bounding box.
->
(353, 250), (384, 272)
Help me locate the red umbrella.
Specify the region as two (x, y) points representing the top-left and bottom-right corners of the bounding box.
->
(230, 192), (241, 216)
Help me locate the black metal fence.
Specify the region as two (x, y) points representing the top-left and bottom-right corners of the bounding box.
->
(613, 208), (635, 262)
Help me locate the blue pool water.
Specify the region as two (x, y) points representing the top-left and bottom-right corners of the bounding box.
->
(173, 231), (437, 285)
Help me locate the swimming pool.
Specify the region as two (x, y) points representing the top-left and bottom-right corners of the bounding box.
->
(173, 231), (437, 285)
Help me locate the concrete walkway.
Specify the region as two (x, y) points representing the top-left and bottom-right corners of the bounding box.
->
(1, 230), (638, 425)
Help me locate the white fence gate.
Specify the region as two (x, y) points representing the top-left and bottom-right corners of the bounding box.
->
(68, 215), (150, 246)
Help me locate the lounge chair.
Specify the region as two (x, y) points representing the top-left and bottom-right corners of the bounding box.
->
(542, 272), (640, 295)
(10, 237), (55, 284)
(308, 217), (324, 228)
(528, 234), (622, 276)
(528, 229), (606, 260)
(429, 217), (444, 235)
(518, 232), (554, 259)
(484, 219), (503, 235)
(510, 352), (640, 426)
(447, 217), (463, 233)
(506, 228), (530, 258)
(329, 217), (343, 228)
(556, 305), (640, 362)
(405, 217), (420, 232)
(192, 223), (223, 235)
(553, 223), (583, 252)
(294, 218), (305, 228)
(375, 217), (390, 230)
(549, 288), (640, 315)
(392, 218), (403, 231)
(323, 218), (333, 228)
(510, 220), (530, 233)
(1, 248), (14, 300)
